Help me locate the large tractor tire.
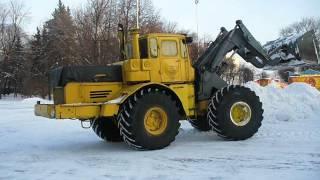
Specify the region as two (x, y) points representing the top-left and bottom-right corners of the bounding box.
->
(117, 88), (181, 150)
(207, 85), (263, 140)
(189, 116), (211, 131)
(91, 118), (123, 142)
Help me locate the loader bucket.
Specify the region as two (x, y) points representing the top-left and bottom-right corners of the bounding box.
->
(263, 30), (320, 67)
(298, 31), (320, 63)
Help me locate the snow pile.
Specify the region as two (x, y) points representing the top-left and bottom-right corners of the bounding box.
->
(21, 97), (51, 104)
(0, 95), (51, 104)
(246, 82), (320, 122)
(0, 94), (24, 101)
(1, 83), (320, 179)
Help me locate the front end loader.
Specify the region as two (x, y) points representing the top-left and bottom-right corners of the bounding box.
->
(263, 30), (320, 69)
(35, 20), (275, 150)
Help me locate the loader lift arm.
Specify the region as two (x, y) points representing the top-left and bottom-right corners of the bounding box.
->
(194, 20), (273, 101)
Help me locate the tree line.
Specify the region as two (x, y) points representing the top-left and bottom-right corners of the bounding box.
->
(0, 0), (195, 98)
(1, 0), (319, 99)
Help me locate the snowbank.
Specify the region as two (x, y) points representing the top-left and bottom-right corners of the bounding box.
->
(0, 82), (320, 179)
(246, 82), (320, 122)
(21, 97), (51, 105)
(0, 95), (51, 104)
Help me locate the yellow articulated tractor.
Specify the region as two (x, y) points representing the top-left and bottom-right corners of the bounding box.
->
(35, 20), (274, 150)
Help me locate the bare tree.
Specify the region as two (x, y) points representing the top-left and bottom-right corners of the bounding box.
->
(138, 0), (162, 34)
(0, 0), (28, 98)
(74, 0), (119, 65)
(73, 0), (166, 65)
(280, 17), (320, 42)
(0, 0), (218, 97)
(155, 20), (176, 33)
(0, 1), (27, 58)
(239, 66), (254, 85)
(218, 57), (238, 84)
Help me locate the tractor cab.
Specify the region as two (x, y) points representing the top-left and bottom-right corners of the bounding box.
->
(35, 20), (270, 150)
(120, 28), (195, 84)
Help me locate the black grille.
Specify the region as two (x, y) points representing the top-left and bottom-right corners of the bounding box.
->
(90, 90), (112, 99)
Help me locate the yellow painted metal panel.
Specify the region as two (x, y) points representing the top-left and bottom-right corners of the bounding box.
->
(142, 59), (152, 71)
(123, 58), (151, 82)
(130, 29), (140, 59)
(289, 75), (320, 90)
(159, 38), (182, 83)
(64, 83), (81, 104)
(35, 83), (197, 120)
(64, 82), (123, 104)
(107, 82), (196, 117)
(128, 59), (141, 71)
(122, 35), (195, 84)
(197, 100), (209, 116)
(35, 103), (101, 120)
(34, 104), (55, 118)
(101, 104), (120, 117)
(55, 104), (100, 119)
(124, 71), (150, 82)
(79, 82), (122, 103)
(169, 84), (196, 117)
(187, 61), (195, 82)
(148, 59), (162, 83)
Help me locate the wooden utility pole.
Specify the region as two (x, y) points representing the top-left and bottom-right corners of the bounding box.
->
(195, 0), (200, 58)
(136, 0), (140, 29)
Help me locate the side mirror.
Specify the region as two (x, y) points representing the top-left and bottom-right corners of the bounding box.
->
(184, 37), (193, 44)
(118, 24), (124, 32)
(118, 24), (125, 60)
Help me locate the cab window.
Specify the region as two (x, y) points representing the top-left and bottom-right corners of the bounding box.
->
(161, 40), (178, 57)
(149, 38), (158, 58)
(181, 40), (188, 58)
(125, 43), (133, 59)
(139, 38), (148, 59)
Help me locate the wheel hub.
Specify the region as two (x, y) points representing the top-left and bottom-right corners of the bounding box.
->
(230, 101), (252, 126)
(144, 107), (168, 136)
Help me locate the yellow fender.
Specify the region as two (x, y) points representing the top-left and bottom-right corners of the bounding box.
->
(35, 82), (194, 120)
(101, 82), (192, 118)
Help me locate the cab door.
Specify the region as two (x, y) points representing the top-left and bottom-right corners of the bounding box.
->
(159, 38), (182, 83)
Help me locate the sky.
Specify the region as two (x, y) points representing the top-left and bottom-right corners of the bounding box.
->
(4, 0), (320, 44)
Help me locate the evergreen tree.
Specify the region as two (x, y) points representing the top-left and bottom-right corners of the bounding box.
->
(12, 35), (25, 95)
(44, 0), (77, 68)
(2, 33), (26, 96)
(30, 28), (45, 76)
(24, 27), (49, 97)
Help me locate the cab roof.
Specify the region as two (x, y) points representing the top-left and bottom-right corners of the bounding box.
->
(140, 33), (186, 39)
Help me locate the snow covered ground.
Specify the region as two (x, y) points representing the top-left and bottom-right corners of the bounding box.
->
(0, 83), (320, 180)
